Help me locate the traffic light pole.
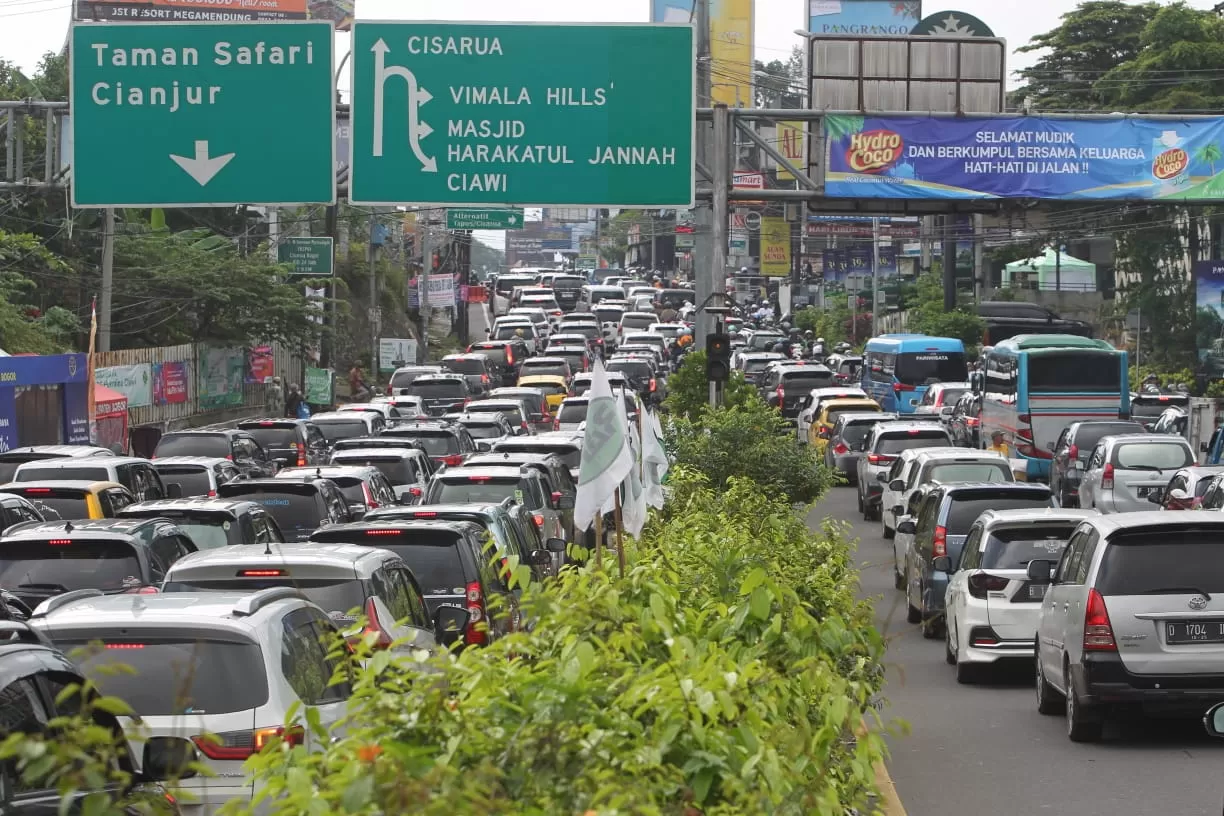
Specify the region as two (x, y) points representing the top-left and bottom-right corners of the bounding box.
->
(708, 314), (724, 408)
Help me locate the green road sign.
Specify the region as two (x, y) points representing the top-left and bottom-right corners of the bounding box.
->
(349, 22), (695, 208)
(446, 208), (524, 230)
(278, 236), (335, 276)
(71, 21), (335, 208)
(577, 255), (598, 270)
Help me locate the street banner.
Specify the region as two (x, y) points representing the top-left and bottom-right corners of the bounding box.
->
(247, 346), (275, 384)
(574, 360), (634, 531)
(824, 114), (1224, 201)
(75, 0), (352, 27)
(305, 366), (333, 405)
(776, 121), (806, 180)
(1195, 261), (1224, 377)
(760, 216), (791, 277)
(96, 363), (152, 408)
(809, 0), (920, 35)
(152, 362), (188, 405)
(426, 274), (456, 309)
(198, 348), (245, 410)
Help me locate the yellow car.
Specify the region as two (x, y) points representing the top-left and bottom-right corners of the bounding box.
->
(516, 374), (570, 411)
(809, 398), (882, 452)
(0, 480), (136, 519)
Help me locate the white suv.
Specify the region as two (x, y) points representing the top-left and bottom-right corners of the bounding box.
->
(29, 588), (353, 815)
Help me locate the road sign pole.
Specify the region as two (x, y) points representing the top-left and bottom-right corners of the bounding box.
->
(710, 103), (730, 333)
(98, 207), (114, 353)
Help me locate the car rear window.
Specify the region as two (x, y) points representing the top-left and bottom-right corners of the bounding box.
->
(522, 382), (567, 397)
(166, 519), (233, 550)
(429, 477), (521, 505)
(521, 361), (568, 375)
(522, 297), (559, 309)
(1113, 442), (1193, 470)
(468, 346), (510, 366)
(0, 538), (141, 592)
(782, 372), (836, 391)
(164, 577), (367, 620)
(496, 276), (535, 295)
(593, 307), (624, 323)
(7, 488), (90, 521)
(312, 420), (369, 442)
(980, 525), (1077, 570)
(155, 434), (229, 458)
(326, 477), (367, 506)
(409, 381), (466, 398)
(876, 431), (951, 456)
(1096, 530), (1224, 595)
(396, 432), (459, 456)
(1027, 352), (1121, 393)
(241, 426), (299, 449)
(552, 276), (585, 290)
(925, 462), (1012, 484)
(218, 488), (324, 532)
(61, 634), (269, 716)
(837, 421), (876, 446)
(494, 327), (531, 341)
(558, 401), (589, 424)
(936, 388), (968, 406)
(945, 494), (1051, 533)
(389, 369), (438, 389)
(496, 443), (582, 470)
(607, 361), (652, 381)
(333, 457), (412, 485)
(620, 316), (654, 331)
(15, 466), (110, 482)
(1072, 423), (1145, 453)
(466, 403), (523, 422)
(153, 467), (213, 499)
(315, 528), (468, 594)
(895, 352), (968, 386)
(825, 405), (879, 426)
(444, 358), (486, 375)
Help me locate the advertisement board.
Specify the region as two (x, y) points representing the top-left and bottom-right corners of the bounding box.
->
(760, 217), (791, 277)
(379, 338), (418, 372)
(75, 0), (353, 27)
(1196, 261), (1224, 377)
(198, 348), (245, 410)
(96, 364), (153, 408)
(823, 114), (1224, 201)
(775, 122), (806, 180)
(808, 0), (921, 35)
(653, 0), (751, 108)
(152, 362), (188, 405)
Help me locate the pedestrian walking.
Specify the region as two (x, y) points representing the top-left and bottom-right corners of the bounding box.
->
(265, 376), (285, 418)
(285, 383), (303, 419)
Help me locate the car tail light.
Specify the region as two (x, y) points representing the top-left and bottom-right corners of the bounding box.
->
(966, 417), (980, 428)
(967, 572), (1010, 599)
(1083, 589), (1117, 651)
(24, 488), (51, 494)
(532, 513), (545, 527)
(207, 489), (217, 498)
(362, 597), (393, 650)
(867, 454), (895, 465)
(551, 491), (562, 505)
(775, 385), (784, 402)
(239, 569), (285, 577)
(554, 417), (561, 430)
(412, 511), (437, 518)
(408, 486), (422, 497)
(1068, 444), (1079, 460)
(362, 483), (380, 510)
(465, 581), (487, 645)
(193, 727), (304, 761)
(365, 529), (402, 536)
(47, 539), (72, 545)
(521, 421), (530, 432)
(649, 378), (657, 393)
(505, 349), (515, 366)
(225, 455), (233, 461)
(933, 525), (947, 558)
(481, 374), (490, 384)
(296, 442), (307, 467)
(441, 454), (465, 467)
(817, 427), (829, 438)
(1101, 463), (1115, 490)
(832, 442), (849, 455)
(126, 586), (160, 595)
(970, 627), (1001, 648)
(894, 382), (914, 393)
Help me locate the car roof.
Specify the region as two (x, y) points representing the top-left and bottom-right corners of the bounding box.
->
(560, 396), (590, 404)
(121, 498), (262, 515)
(1077, 512), (1224, 537)
(29, 591), (307, 631)
(822, 398), (878, 408)
(149, 456), (231, 467)
(0, 445), (114, 459)
(311, 412), (373, 421)
(938, 482), (1050, 497)
(14, 457), (146, 470)
(1101, 433), (1186, 445)
(168, 541), (395, 571)
(976, 508), (1098, 527)
(438, 466), (525, 478)
(276, 465), (380, 480)
(330, 448), (417, 460)
(835, 412), (898, 424)
(162, 428), (241, 438)
(519, 375), (567, 384)
(873, 422), (951, 435)
(522, 357), (569, 365)
(3, 517), (162, 540)
(913, 448), (1004, 463)
(0, 480), (124, 492)
(930, 381), (971, 390)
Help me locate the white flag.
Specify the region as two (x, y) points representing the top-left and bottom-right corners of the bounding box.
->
(643, 409), (669, 510)
(620, 397), (648, 537)
(574, 360), (635, 531)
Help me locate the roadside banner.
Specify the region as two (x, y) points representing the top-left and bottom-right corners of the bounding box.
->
(608, 394), (648, 537)
(574, 359), (635, 531)
(760, 216), (791, 277)
(152, 361), (188, 405)
(643, 409), (670, 509)
(96, 363), (152, 408)
(1195, 261), (1224, 377)
(824, 114), (1224, 201)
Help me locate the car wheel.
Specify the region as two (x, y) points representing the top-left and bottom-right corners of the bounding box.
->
(944, 620), (956, 665)
(894, 563), (905, 590)
(1065, 665), (1103, 742)
(856, 490), (864, 511)
(1036, 653), (1064, 715)
(921, 613), (942, 639)
(906, 599), (921, 624)
(882, 516), (895, 540)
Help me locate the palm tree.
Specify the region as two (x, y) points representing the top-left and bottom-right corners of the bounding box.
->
(1195, 143), (1221, 175)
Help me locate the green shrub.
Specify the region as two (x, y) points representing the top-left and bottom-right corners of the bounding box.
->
(664, 399), (834, 505)
(663, 351), (760, 421)
(242, 472), (886, 815)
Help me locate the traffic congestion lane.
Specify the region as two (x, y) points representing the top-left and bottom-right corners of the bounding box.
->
(808, 484), (1224, 816)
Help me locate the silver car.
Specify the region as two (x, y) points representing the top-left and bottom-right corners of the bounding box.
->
(856, 422), (953, 521)
(1029, 513), (1224, 741)
(1077, 434), (1195, 514)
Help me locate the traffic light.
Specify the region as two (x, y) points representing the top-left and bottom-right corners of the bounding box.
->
(706, 332), (731, 382)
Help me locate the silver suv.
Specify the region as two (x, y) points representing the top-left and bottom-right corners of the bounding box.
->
(1077, 434), (1195, 514)
(1029, 513), (1224, 741)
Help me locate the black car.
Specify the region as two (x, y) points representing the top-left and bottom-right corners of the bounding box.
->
(152, 429), (277, 478)
(466, 340), (526, 387)
(549, 274), (587, 310)
(605, 357), (662, 404)
(309, 412), (386, 448)
(764, 364), (837, 420)
(441, 354), (493, 397)
(217, 477), (354, 542)
(0, 518), (199, 609)
(383, 420), (479, 468)
(1049, 420), (1148, 507)
(405, 375), (473, 416)
(116, 498), (286, 549)
(947, 392), (982, 448)
(237, 418), (331, 467)
(0, 623), (193, 814)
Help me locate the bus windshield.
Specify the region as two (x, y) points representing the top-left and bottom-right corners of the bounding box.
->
(1027, 352), (1121, 393)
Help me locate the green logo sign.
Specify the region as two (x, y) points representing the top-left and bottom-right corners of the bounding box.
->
(71, 21), (336, 208)
(278, 236), (335, 277)
(577, 255), (598, 270)
(910, 11), (995, 37)
(348, 22), (695, 208)
(446, 208), (524, 230)
(579, 394), (623, 483)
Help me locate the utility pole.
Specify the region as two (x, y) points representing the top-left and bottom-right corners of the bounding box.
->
(693, 0), (714, 338)
(973, 213), (985, 301)
(457, 229), (472, 346)
(98, 207), (114, 353)
(267, 208), (279, 263)
(871, 217), (880, 336)
(420, 210), (432, 361)
(368, 211), (380, 378)
(942, 215), (958, 312)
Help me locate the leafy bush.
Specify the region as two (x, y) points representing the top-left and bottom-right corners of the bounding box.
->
(907, 270), (984, 348)
(664, 399), (834, 505)
(664, 350), (761, 420)
(1130, 364), (1194, 390)
(243, 471), (886, 815)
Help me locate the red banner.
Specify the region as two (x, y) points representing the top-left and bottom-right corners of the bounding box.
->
(153, 362), (188, 405)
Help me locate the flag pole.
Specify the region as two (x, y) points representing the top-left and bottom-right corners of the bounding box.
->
(594, 513), (603, 569)
(87, 296), (98, 444)
(613, 491), (626, 579)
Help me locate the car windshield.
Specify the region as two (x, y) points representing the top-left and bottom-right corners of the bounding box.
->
(876, 432), (950, 456)
(463, 422), (506, 440)
(61, 635), (269, 716)
(825, 406), (878, 426)
(749, 334), (783, 350)
(558, 402), (589, 424)
(522, 361), (568, 376)
(978, 525), (1075, 570)
(154, 467), (213, 498)
(313, 528), (466, 599)
(219, 488), (323, 532)
(552, 276), (585, 290)
(7, 490), (88, 521)
(621, 316), (654, 331)
(522, 298), (559, 310)
(838, 422), (875, 447)
(15, 466), (109, 482)
(241, 426), (298, 449)
(0, 539), (142, 592)
(164, 577), (367, 619)
(1113, 442), (1193, 470)
(946, 495), (1051, 533)
(926, 462), (1012, 483)
(607, 361), (652, 381)
(429, 477), (522, 505)
(333, 458), (412, 485)
(494, 327), (531, 341)
(409, 382), (466, 398)
(155, 435), (229, 458)
(937, 388), (968, 406)
(1096, 531), (1224, 595)
(895, 352), (968, 386)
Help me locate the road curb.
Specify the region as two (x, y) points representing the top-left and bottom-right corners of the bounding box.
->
(858, 718), (906, 816)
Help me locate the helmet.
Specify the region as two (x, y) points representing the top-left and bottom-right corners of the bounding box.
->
(789, 328), (801, 337)
(515, 328), (525, 337)
(780, 322), (791, 331)
(804, 330), (814, 339)
(817, 337), (825, 343)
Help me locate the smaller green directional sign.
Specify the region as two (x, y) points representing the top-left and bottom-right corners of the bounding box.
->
(278, 236), (334, 276)
(446, 208), (524, 230)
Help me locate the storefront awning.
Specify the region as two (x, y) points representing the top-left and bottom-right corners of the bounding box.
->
(94, 383), (128, 418)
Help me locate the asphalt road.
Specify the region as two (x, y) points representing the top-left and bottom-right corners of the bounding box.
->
(807, 484), (1224, 816)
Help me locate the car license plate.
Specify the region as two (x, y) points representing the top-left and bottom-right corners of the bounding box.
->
(1166, 621), (1224, 644)
(1136, 486), (1154, 497)
(1028, 584), (1047, 600)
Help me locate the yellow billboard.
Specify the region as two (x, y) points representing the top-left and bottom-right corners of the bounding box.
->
(710, 0), (753, 108)
(761, 216), (791, 277)
(776, 121), (806, 180)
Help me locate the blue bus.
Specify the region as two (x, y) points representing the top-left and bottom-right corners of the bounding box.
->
(861, 334), (969, 414)
(979, 335), (1129, 480)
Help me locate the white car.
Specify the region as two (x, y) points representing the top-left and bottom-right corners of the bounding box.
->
(555, 396), (589, 432)
(796, 386), (867, 443)
(508, 306), (551, 337)
(941, 508), (1096, 683)
(879, 448), (1010, 538)
(29, 589), (355, 814)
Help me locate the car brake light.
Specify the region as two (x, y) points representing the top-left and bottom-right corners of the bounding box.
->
(465, 581), (487, 645)
(239, 569), (285, 577)
(193, 727), (304, 761)
(207, 489), (217, 497)
(551, 491), (562, 504)
(1068, 444), (1079, 460)
(967, 572), (1009, 599)
(47, 539), (72, 545)
(1101, 463), (1115, 490)
(296, 442), (307, 467)
(867, 454), (895, 464)
(225, 455), (233, 461)
(505, 349), (515, 366)
(933, 525), (947, 558)
(467, 476), (492, 482)
(408, 486), (423, 497)
(481, 374), (490, 384)
(908, 429), (922, 435)
(24, 488), (51, 494)
(967, 417), (980, 427)
(442, 454), (465, 467)
(649, 378), (657, 393)
(105, 643), (145, 649)
(1083, 589), (1117, 651)
(532, 513), (545, 527)
(364, 529), (402, 536)
(412, 511), (437, 518)
(521, 421), (530, 431)
(362, 597), (393, 650)
(129, 586), (160, 595)
(832, 442), (849, 455)
(776, 385), (784, 401)
(362, 482), (379, 510)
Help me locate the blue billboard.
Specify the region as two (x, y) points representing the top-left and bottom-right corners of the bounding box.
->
(809, 0), (921, 35)
(824, 114), (1224, 201)
(652, 0), (694, 22)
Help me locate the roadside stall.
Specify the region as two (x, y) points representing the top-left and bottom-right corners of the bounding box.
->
(93, 384), (129, 453)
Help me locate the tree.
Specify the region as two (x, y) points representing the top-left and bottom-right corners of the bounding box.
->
(663, 351), (758, 420)
(907, 270), (984, 348)
(1013, 1), (1159, 111)
(752, 45), (804, 108)
(0, 231), (79, 354)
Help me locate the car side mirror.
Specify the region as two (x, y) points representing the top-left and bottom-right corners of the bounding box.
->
(1206, 702), (1224, 738)
(896, 519), (916, 535)
(432, 603), (471, 646)
(142, 736), (199, 781)
(932, 555), (952, 573)
(1026, 559), (1054, 583)
(556, 494), (575, 510)
(165, 482), (184, 499)
(546, 537), (566, 553)
(889, 479), (905, 492)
